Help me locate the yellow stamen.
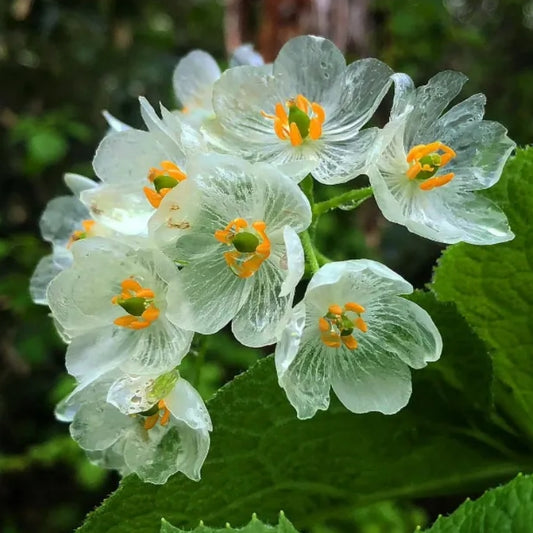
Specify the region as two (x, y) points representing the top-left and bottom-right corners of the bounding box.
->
(143, 399), (171, 430)
(328, 304), (343, 315)
(345, 302), (365, 314)
(405, 141), (456, 191)
(342, 335), (358, 350)
(215, 219), (271, 278)
(261, 94), (326, 143)
(112, 277), (159, 330)
(354, 317), (368, 332)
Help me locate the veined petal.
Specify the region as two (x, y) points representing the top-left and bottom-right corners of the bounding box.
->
(390, 72), (416, 119)
(364, 297), (442, 369)
(276, 314), (333, 420)
(232, 240), (292, 347)
(405, 70), (468, 147)
(331, 58), (393, 133)
(166, 250), (251, 335)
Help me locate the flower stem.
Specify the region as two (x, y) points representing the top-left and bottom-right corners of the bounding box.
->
(299, 174), (314, 206)
(313, 187), (373, 217)
(300, 230), (320, 275)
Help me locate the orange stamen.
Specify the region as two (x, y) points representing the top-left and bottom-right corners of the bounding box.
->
(405, 141), (456, 191)
(112, 278), (159, 330)
(261, 94), (325, 143)
(216, 219), (270, 278)
(144, 413), (159, 430)
(320, 301), (366, 350)
(144, 160), (186, 209)
(345, 302), (365, 314)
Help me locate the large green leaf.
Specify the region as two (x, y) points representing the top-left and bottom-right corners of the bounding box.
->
(77, 294), (531, 533)
(422, 473), (533, 532)
(433, 147), (533, 438)
(161, 513), (298, 533)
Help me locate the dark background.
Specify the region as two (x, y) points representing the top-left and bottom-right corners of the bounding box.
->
(1, 1), (532, 531)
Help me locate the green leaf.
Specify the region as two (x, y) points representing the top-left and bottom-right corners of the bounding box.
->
(78, 293), (531, 533)
(422, 473), (533, 532)
(161, 513), (299, 533)
(432, 147), (533, 439)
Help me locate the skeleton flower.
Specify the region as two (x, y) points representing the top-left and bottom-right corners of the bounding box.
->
(275, 260), (442, 419)
(206, 35), (393, 184)
(84, 97), (203, 235)
(151, 154), (311, 347)
(172, 45), (264, 127)
(368, 71), (516, 244)
(47, 237), (193, 382)
(30, 173), (110, 305)
(56, 368), (211, 483)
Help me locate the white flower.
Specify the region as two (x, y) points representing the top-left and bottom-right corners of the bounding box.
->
(150, 154), (311, 347)
(205, 35), (393, 184)
(275, 260), (442, 419)
(368, 71), (516, 245)
(30, 173), (110, 305)
(172, 45), (264, 127)
(47, 237), (193, 382)
(84, 97), (203, 235)
(56, 369), (211, 484)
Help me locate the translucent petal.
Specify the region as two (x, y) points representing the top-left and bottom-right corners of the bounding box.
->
(273, 35), (345, 109)
(229, 44), (264, 67)
(102, 110), (131, 133)
(185, 155), (311, 234)
(71, 401), (127, 451)
(93, 129), (169, 185)
(313, 127), (378, 184)
(64, 173), (98, 197)
(436, 120), (515, 191)
(65, 327), (130, 382)
(434, 93), (486, 132)
(330, 58), (393, 133)
(390, 72), (416, 119)
(405, 70), (468, 147)
(275, 311), (333, 420)
(81, 183), (152, 235)
(123, 420), (210, 483)
(363, 296), (442, 369)
(232, 239), (293, 347)
(330, 343), (412, 415)
(40, 195), (90, 247)
(165, 378), (212, 432)
(279, 226), (305, 298)
(30, 254), (65, 305)
(307, 260), (413, 304)
(166, 250), (251, 335)
(172, 50), (221, 111)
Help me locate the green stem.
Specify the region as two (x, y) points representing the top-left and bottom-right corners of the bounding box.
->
(314, 248), (332, 266)
(313, 187), (373, 217)
(300, 230), (320, 275)
(299, 174), (314, 206)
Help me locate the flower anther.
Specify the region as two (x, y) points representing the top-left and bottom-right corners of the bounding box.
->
(406, 142), (456, 191)
(143, 160), (187, 208)
(261, 94), (325, 147)
(318, 302), (367, 350)
(141, 399), (171, 430)
(214, 218), (271, 278)
(67, 219), (95, 248)
(112, 278), (160, 330)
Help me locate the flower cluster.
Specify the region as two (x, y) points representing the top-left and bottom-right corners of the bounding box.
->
(31, 37), (514, 484)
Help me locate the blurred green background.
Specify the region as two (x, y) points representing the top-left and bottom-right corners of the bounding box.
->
(0, 1), (532, 532)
